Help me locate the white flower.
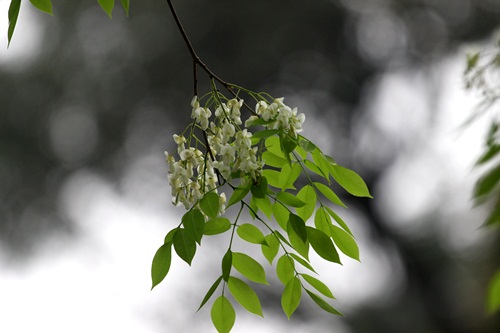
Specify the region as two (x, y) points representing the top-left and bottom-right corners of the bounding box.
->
(218, 193), (226, 216)
(221, 122), (235, 144)
(245, 115), (259, 127)
(220, 143), (236, 165)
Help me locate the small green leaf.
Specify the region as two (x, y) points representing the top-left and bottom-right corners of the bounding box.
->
(299, 137), (317, 152)
(301, 273), (334, 298)
(289, 213), (308, 243)
(289, 253), (316, 273)
(222, 249), (232, 282)
(272, 202), (289, 230)
(254, 196), (273, 219)
(262, 151), (288, 168)
(276, 255), (295, 285)
(251, 176), (268, 198)
(279, 163), (302, 190)
(182, 209), (205, 244)
(296, 185), (317, 221)
(323, 206), (353, 236)
(330, 165), (373, 198)
(211, 296), (235, 333)
(232, 252), (268, 285)
(227, 183), (251, 208)
(330, 225), (359, 261)
(197, 276), (223, 312)
(173, 228), (197, 265)
(200, 192), (220, 219)
(314, 182), (347, 208)
(120, 0), (130, 16)
(164, 228), (177, 243)
(281, 276), (302, 319)
(312, 149), (331, 180)
(287, 221), (309, 260)
(306, 226), (341, 264)
(228, 277), (263, 316)
(151, 243), (172, 289)
(314, 207), (332, 236)
(305, 289), (342, 316)
(98, 0), (115, 18)
(7, 0), (21, 47)
(237, 223), (267, 245)
(274, 230), (293, 248)
(265, 136), (285, 158)
(277, 191), (306, 208)
(304, 159), (324, 177)
(252, 129), (279, 139)
(204, 218), (232, 235)
(280, 134), (297, 158)
(29, 0), (53, 15)
(262, 234), (280, 265)
(487, 269), (500, 314)
(474, 165), (500, 199)
(262, 169), (281, 189)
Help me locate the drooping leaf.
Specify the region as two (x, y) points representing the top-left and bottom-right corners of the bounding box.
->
(222, 249), (232, 282)
(487, 269), (500, 314)
(7, 0), (21, 47)
(312, 149), (331, 180)
(314, 207), (332, 236)
(265, 136), (285, 158)
(324, 206), (353, 236)
(314, 182), (346, 208)
(305, 289), (342, 316)
(288, 213), (308, 243)
(29, 0), (53, 15)
(237, 223), (267, 245)
(197, 276), (223, 312)
(97, 0), (115, 18)
(254, 196), (273, 219)
(228, 277), (263, 316)
(151, 243), (172, 289)
(330, 225), (360, 261)
(164, 228), (177, 243)
(173, 228), (197, 265)
(261, 234), (280, 265)
(204, 217), (232, 235)
(306, 226), (341, 264)
(211, 296), (235, 333)
(227, 183), (251, 208)
(182, 209), (205, 244)
(287, 221), (309, 260)
(281, 277), (302, 319)
(262, 169), (281, 188)
(294, 142), (307, 159)
(299, 137), (317, 152)
(330, 165), (373, 198)
(120, 0), (130, 16)
(251, 176), (268, 198)
(276, 255), (295, 285)
(473, 165), (500, 199)
(279, 163), (302, 191)
(262, 151), (287, 168)
(200, 192), (220, 219)
(272, 202), (289, 230)
(304, 159), (325, 177)
(252, 129), (279, 139)
(277, 191), (306, 208)
(280, 133), (297, 159)
(289, 253), (316, 273)
(232, 252), (268, 285)
(274, 230), (293, 248)
(296, 185), (317, 221)
(301, 273), (334, 298)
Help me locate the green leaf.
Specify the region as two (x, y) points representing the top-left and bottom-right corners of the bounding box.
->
(277, 191), (306, 208)
(204, 218), (232, 235)
(151, 243), (172, 289)
(262, 151), (288, 168)
(305, 289), (342, 316)
(281, 277), (302, 319)
(182, 209), (205, 244)
(280, 134), (297, 158)
(211, 296), (235, 333)
(474, 165), (500, 199)
(262, 234), (280, 265)
(197, 276), (223, 312)
(330, 165), (373, 198)
(222, 249), (232, 282)
(306, 226), (341, 264)
(288, 213), (308, 243)
(299, 137), (317, 152)
(289, 253), (316, 273)
(312, 149), (331, 180)
(228, 277), (263, 316)
(7, 0), (21, 47)
(274, 230), (293, 248)
(254, 196), (273, 219)
(98, 0), (115, 18)
(251, 176), (268, 198)
(164, 228), (177, 243)
(330, 225), (360, 261)
(227, 183), (251, 208)
(262, 169), (282, 188)
(323, 206), (353, 236)
(120, 0), (130, 16)
(487, 269), (500, 314)
(287, 220), (309, 260)
(294, 142), (307, 159)
(173, 228), (197, 265)
(314, 207), (332, 236)
(265, 136), (285, 158)
(314, 182), (346, 208)
(272, 202), (289, 230)
(476, 145), (500, 165)
(237, 223), (266, 245)
(29, 0), (53, 15)
(304, 159), (324, 177)
(200, 192), (220, 219)
(252, 129), (279, 139)
(276, 255), (295, 285)
(301, 273), (334, 298)
(232, 252), (268, 285)
(279, 163), (302, 190)
(296, 185), (317, 221)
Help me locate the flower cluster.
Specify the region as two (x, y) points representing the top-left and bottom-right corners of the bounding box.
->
(165, 95), (306, 211)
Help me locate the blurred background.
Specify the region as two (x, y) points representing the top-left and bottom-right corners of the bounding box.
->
(1, 0), (499, 332)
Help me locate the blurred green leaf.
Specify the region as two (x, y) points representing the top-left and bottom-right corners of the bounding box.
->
(98, 0), (115, 18)
(120, 0), (130, 17)
(474, 165), (500, 199)
(487, 269), (500, 314)
(8, 0), (21, 47)
(29, 0), (53, 15)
